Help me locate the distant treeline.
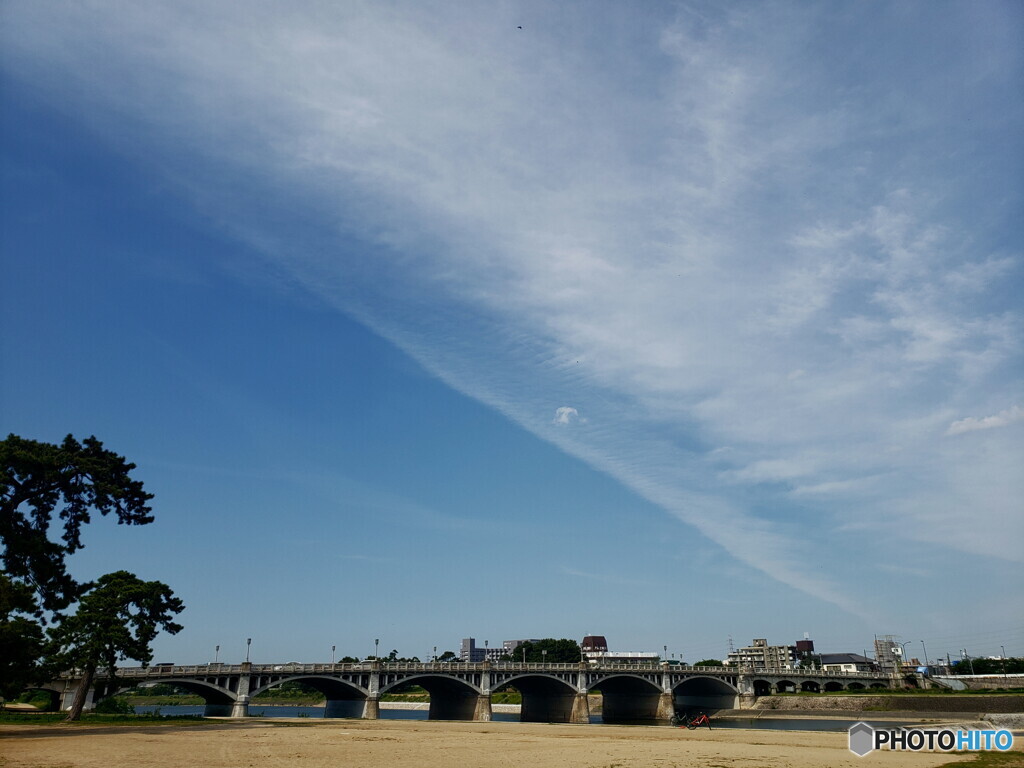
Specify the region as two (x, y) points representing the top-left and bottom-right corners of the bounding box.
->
(949, 657), (1023, 675)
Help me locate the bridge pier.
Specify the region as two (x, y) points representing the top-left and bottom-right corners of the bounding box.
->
(473, 695), (492, 722)
(230, 663), (252, 717)
(570, 692), (590, 724)
(230, 696), (249, 717)
(656, 692), (675, 721)
(363, 697), (380, 720)
(324, 699), (370, 718)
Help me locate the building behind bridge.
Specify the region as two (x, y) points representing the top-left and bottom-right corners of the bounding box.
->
(460, 637), (539, 662)
(725, 638), (804, 669)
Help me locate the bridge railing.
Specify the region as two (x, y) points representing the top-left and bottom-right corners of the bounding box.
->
(87, 662), (892, 680)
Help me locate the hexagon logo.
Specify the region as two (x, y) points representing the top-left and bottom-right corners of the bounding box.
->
(849, 721), (875, 757)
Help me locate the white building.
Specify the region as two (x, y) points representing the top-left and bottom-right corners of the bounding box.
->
(584, 651), (660, 665)
(820, 653), (877, 673)
(725, 638), (799, 669)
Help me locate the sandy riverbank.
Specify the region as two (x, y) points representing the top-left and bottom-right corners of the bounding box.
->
(1, 718), (1003, 768)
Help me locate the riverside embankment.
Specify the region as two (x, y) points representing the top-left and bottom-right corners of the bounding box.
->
(749, 693), (1024, 722)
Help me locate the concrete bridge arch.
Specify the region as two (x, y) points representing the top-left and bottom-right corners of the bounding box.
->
(250, 675), (369, 699)
(587, 674), (664, 723)
(15, 686), (63, 712)
(672, 675), (740, 712)
(492, 673), (583, 723)
(379, 674), (484, 721)
(120, 678), (237, 716)
(250, 675), (371, 719)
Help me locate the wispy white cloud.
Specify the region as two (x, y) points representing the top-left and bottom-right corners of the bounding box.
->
(553, 406), (584, 426)
(3, 0), (1020, 618)
(946, 405), (1023, 436)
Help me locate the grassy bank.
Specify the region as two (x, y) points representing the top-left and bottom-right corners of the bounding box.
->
(0, 710), (208, 725)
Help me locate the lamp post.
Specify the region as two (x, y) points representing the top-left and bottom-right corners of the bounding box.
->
(664, 645), (668, 663)
(897, 641), (912, 669)
(332, 645), (336, 664)
(215, 645), (220, 664)
(1001, 646), (1008, 681)
(485, 640), (489, 662)
(375, 638), (379, 661)
(433, 646), (437, 662)
(246, 638), (251, 663)
(542, 649), (547, 666)
(920, 641), (929, 667)
(522, 646), (526, 664)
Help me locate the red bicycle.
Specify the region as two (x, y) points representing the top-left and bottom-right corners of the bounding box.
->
(671, 711), (712, 730)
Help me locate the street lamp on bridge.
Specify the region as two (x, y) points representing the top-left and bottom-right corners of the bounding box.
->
(246, 638), (251, 663)
(215, 645), (219, 664)
(332, 645), (336, 664)
(896, 641), (912, 670)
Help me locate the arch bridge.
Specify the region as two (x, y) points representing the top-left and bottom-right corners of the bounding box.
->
(48, 661), (894, 722)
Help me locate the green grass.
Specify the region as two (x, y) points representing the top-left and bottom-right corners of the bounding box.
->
(0, 710), (209, 726)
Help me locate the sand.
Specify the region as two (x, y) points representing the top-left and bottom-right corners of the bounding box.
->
(2, 718), (1002, 768)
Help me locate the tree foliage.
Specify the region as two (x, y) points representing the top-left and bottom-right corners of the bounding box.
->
(950, 657), (1024, 675)
(513, 638), (582, 663)
(1, 434), (158, 702)
(49, 570), (183, 721)
(693, 659), (723, 667)
(1, 434), (154, 613)
(0, 573), (49, 701)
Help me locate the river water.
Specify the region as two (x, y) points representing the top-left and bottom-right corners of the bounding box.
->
(133, 705), (899, 731)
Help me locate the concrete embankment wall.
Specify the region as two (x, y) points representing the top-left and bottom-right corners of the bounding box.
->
(752, 695), (1024, 714)
(380, 701), (521, 713)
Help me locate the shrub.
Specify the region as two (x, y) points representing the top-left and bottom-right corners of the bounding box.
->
(94, 697), (135, 715)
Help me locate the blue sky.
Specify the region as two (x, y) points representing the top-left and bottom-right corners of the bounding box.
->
(2, 1), (1022, 665)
